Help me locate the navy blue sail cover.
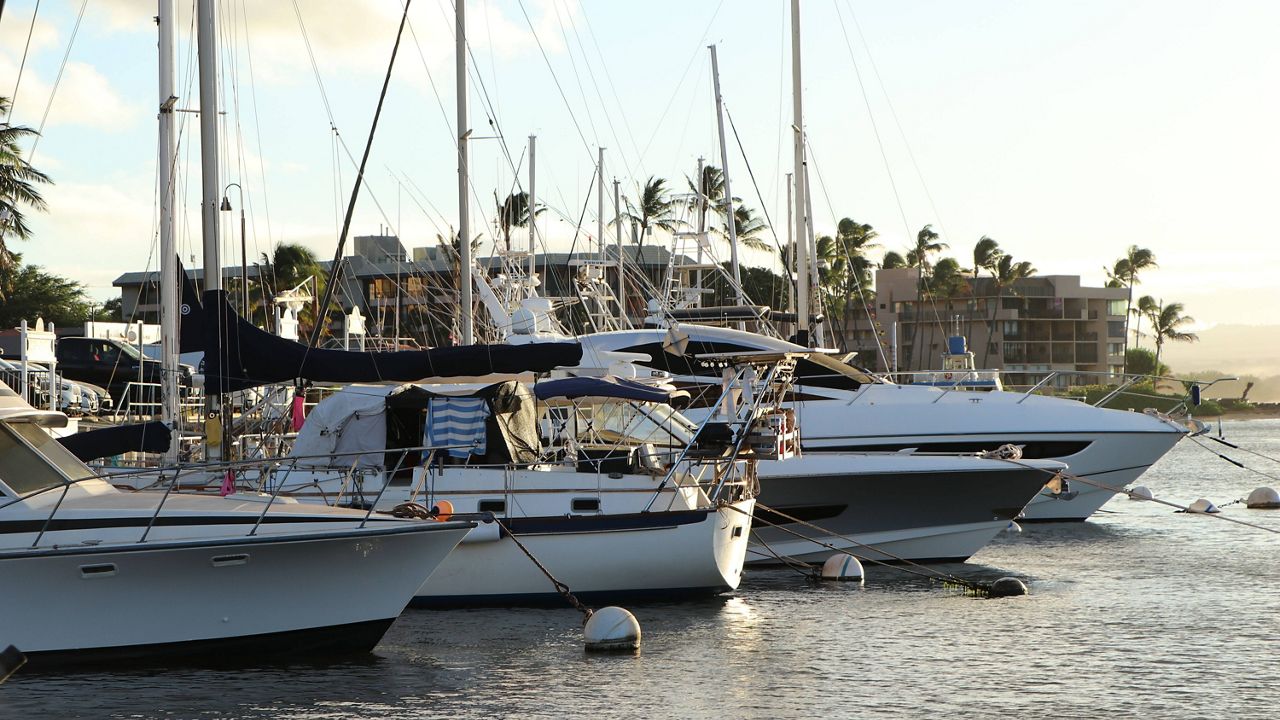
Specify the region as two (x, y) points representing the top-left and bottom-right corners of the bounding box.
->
(57, 421), (172, 461)
(533, 376), (677, 404)
(199, 290), (582, 393)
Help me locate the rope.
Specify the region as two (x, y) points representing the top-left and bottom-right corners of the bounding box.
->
(723, 502), (990, 595)
(748, 529), (818, 580)
(1187, 435), (1280, 485)
(7, 0), (42, 119)
(489, 515), (594, 621)
(993, 459), (1280, 536)
(1205, 434), (1280, 468)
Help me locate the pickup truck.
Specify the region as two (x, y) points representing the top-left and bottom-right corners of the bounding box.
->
(55, 337), (194, 408)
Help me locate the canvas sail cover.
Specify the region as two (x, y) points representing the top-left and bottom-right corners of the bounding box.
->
(197, 290), (582, 393)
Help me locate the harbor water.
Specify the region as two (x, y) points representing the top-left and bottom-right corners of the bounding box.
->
(4, 420), (1278, 719)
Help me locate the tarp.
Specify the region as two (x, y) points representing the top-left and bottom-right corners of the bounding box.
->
(57, 421), (172, 461)
(288, 380), (541, 468)
(198, 289), (583, 393)
(533, 376), (678, 404)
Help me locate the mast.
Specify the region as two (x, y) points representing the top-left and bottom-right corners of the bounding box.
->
(528, 134), (537, 284)
(157, 0), (179, 463)
(596, 147), (605, 260)
(613, 177), (624, 325)
(709, 44), (744, 306)
(790, 0), (811, 346)
(785, 172), (794, 312)
(196, 0), (221, 461)
(803, 160), (825, 346)
(456, 0), (473, 344)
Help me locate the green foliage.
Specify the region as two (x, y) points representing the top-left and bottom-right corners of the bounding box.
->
(1124, 348), (1168, 376)
(0, 262), (94, 328)
(0, 96), (53, 299)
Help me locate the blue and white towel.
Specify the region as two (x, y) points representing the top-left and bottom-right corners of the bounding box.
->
(426, 397), (489, 459)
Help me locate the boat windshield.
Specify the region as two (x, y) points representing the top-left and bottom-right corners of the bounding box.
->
(0, 421), (95, 498)
(588, 401), (698, 447)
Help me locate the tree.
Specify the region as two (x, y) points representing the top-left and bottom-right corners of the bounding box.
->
(1124, 348), (1168, 377)
(1144, 299), (1198, 369)
(971, 236), (1001, 279)
(0, 262), (95, 328)
(982, 253), (1036, 368)
(1130, 294), (1158, 348)
(494, 191), (541, 251)
(727, 205), (770, 252)
(622, 176), (681, 251)
(905, 224), (947, 275)
(0, 96), (53, 300)
(881, 251), (906, 269)
(1106, 245), (1157, 369)
(257, 242), (324, 335)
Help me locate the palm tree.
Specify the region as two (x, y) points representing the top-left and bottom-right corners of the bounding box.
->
(881, 251), (906, 269)
(1144, 299), (1197, 369)
(905, 224), (948, 275)
(1131, 294), (1158, 348)
(727, 205), (770, 252)
(981, 254), (1036, 368)
(494, 191), (541, 251)
(1107, 245), (1157, 368)
(971, 236), (1001, 280)
(258, 242), (324, 335)
(0, 96), (53, 300)
(622, 176), (681, 251)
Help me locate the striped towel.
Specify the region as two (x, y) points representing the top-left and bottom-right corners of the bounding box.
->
(426, 397), (489, 459)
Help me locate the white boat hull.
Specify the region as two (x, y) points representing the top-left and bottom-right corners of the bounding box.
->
(412, 499), (755, 607)
(0, 522), (470, 666)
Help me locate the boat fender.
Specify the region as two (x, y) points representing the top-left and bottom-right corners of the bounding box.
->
(1127, 485), (1154, 501)
(584, 606), (641, 652)
(1246, 487), (1280, 509)
(988, 577), (1028, 598)
(819, 553), (864, 582)
(432, 499), (454, 521)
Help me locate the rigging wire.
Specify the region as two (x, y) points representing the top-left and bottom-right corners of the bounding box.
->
(28, 0), (88, 163)
(7, 0), (42, 120)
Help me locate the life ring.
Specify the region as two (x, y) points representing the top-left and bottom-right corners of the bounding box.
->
(943, 372), (954, 381)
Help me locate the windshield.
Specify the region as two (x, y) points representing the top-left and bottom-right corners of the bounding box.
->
(591, 401), (697, 446)
(0, 421), (95, 497)
(116, 342), (143, 361)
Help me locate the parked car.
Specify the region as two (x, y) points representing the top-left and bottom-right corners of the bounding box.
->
(55, 337), (193, 408)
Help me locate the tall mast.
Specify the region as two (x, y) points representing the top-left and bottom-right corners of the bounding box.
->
(196, 0), (221, 461)
(790, 0), (811, 345)
(613, 177), (624, 324)
(527, 134), (537, 284)
(785, 172), (794, 312)
(157, 0), (179, 463)
(456, 0), (473, 344)
(803, 160), (825, 346)
(596, 147), (605, 260)
(709, 44), (744, 307)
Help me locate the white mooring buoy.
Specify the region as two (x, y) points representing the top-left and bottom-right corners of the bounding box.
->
(988, 577), (1028, 598)
(1003, 521), (1022, 534)
(1246, 487), (1280, 509)
(819, 553), (864, 582)
(1186, 498), (1220, 514)
(1128, 485), (1154, 501)
(584, 606), (641, 652)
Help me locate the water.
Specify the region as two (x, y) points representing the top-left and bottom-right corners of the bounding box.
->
(5, 420), (1279, 719)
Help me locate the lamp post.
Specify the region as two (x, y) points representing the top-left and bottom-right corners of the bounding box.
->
(220, 183), (247, 314)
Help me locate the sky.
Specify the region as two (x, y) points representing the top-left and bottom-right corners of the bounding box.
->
(2, 0), (1278, 329)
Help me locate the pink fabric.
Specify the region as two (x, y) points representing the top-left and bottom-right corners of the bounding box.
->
(219, 469), (236, 497)
(292, 395), (306, 432)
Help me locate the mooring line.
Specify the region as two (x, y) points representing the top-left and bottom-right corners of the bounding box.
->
(748, 529), (818, 580)
(992, 460), (1280, 536)
(489, 515), (595, 621)
(1205, 434), (1280, 467)
(1187, 435), (1280, 484)
(725, 503), (991, 596)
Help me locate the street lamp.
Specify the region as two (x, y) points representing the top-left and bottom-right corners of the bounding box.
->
(220, 183), (248, 314)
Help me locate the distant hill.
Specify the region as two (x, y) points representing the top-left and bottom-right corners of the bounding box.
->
(1161, 324), (1280, 377)
(1160, 324), (1280, 402)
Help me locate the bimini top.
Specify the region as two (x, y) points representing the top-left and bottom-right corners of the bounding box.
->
(532, 376), (687, 405)
(0, 382), (68, 428)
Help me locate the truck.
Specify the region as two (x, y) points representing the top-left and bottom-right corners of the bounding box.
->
(54, 336), (194, 409)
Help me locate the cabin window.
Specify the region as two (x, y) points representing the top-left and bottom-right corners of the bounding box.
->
(0, 422), (93, 497)
(477, 499), (506, 514)
(571, 497), (600, 513)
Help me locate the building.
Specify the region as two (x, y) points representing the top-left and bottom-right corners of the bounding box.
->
(112, 236), (681, 346)
(847, 268), (1129, 386)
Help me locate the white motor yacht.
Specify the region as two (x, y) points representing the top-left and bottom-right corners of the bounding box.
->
(574, 325), (1188, 522)
(0, 383), (473, 668)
